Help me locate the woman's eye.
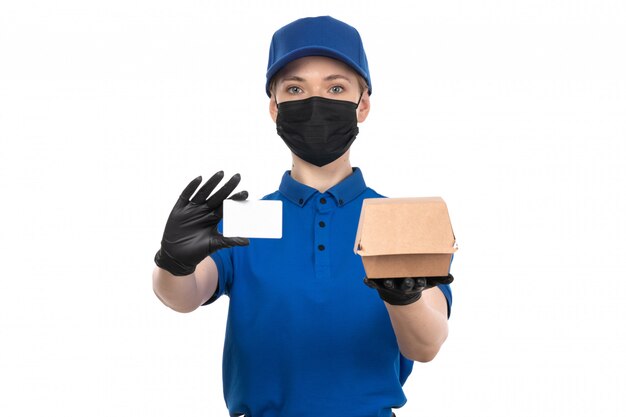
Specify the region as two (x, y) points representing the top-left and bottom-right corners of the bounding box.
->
(287, 86), (302, 94)
(330, 86), (344, 93)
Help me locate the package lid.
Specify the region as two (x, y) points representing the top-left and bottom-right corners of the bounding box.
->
(354, 197), (458, 256)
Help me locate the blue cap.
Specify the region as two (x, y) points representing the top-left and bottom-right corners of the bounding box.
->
(265, 16), (372, 98)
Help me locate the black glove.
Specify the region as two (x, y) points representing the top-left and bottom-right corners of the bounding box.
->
(363, 274), (454, 306)
(154, 171), (250, 276)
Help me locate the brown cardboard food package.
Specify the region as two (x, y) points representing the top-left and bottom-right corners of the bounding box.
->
(353, 197), (458, 279)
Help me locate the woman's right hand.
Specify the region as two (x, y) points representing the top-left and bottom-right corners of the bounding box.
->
(154, 171), (250, 276)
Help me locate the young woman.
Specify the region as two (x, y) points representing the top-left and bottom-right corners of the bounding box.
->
(153, 16), (453, 417)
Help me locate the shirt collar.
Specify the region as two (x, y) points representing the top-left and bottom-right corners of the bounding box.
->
(279, 167), (368, 208)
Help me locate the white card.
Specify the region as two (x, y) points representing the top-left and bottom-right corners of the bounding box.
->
(222, 200), (283, 239)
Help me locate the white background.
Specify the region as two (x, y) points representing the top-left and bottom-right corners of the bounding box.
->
(1, 1), (625, 416)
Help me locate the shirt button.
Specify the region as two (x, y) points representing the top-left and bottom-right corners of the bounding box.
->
(318, 244), (325, 251)
(338, 199), (344, 206)
(319, 221), (326, 228)
(298, 198), (304, 205)
(320, 197), (327, 204)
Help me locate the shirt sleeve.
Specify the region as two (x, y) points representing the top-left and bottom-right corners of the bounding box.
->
(436, 253), (455, 318)
(437, 284), (453, 319)
(201, 219), (234, 306)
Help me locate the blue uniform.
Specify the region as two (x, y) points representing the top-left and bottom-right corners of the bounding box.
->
(204, 167), (453, 417)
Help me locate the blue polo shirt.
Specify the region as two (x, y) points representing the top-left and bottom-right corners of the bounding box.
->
(204, 167), (453, 417)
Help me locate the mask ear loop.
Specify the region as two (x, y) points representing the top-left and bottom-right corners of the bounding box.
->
(274, 97), (279, 122)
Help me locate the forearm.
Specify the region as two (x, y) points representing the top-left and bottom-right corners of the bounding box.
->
(384, 287), (449, 362)
(152, 266), (202, 313)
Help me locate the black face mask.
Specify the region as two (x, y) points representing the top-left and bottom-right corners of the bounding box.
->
(275, 96), (360, 167)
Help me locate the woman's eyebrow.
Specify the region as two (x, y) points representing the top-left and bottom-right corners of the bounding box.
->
(281, 75), (306, 83)
(323, 74), (352, 83)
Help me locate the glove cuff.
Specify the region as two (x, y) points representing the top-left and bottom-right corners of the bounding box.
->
(378, 289), (423, 306)
(154, 248), (196, 277)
